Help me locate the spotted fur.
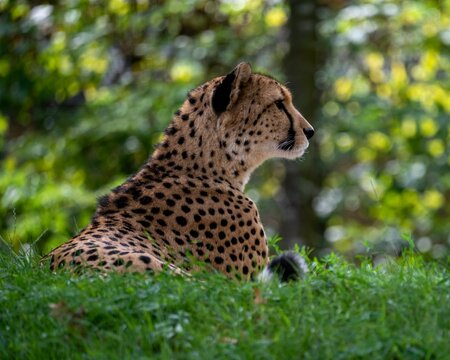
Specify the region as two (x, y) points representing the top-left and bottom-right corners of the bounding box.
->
(45, 63), (314, 280)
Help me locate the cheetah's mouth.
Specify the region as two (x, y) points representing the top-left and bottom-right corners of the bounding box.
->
(278, 128), (296, 151)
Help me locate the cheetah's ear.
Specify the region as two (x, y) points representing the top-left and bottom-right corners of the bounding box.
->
(211, 62), (252, 115)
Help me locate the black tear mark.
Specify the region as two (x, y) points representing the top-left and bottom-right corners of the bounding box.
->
(277, 101), (296, 151)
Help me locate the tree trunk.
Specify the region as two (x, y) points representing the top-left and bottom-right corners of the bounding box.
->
(278, 0), (327, 253)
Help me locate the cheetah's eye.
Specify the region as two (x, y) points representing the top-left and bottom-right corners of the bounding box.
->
(275, 99), (284, 109)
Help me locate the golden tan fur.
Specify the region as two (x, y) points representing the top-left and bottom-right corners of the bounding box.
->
(45, 63), (314, 280)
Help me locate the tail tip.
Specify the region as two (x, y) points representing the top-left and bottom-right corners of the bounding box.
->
(259, 252), (308, 282)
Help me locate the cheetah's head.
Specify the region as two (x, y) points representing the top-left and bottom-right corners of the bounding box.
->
(211, 62), (314, 165)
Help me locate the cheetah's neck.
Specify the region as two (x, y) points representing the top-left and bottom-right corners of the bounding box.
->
(146, 140), (253, 191)
(137, 115), (257, 191)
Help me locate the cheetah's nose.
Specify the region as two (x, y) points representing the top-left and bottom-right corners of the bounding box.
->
(303, 128), (315, 140)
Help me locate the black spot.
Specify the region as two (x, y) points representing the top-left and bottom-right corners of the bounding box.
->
(214, 256), (224, 265)
(98, 195), (110, 207)
(113, 258), (125, 267)
(219, 231), (226, 240)
(72, 249), (84, 257)
(114, 196), (129, 209)
(181, 114), (189, 121)
(140, 196), (152, 205)
(178, 137), (185, 145)
(132, 208), (147, 215)
(190, 230), (199, 238)
(127, 187), (143, 200)
(166, 199), (176, 207)
(87, 255), (98, 262)
(205, 231), (213, 239)
(176, 216), (187, 226)
(163, 210), (174, 216)
(156, 229), (164, 236)
(181, 205), (191, 213)
(165, 126), (178, 135)
(137, 220), (150, 227)
(139, 255), (151, 264)
(157, 219), (167, 226)
(151, 207), (160, 214)
(155, 192), (165, 199)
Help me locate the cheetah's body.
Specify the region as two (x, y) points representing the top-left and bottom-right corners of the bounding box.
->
(47, 63), (314, 280)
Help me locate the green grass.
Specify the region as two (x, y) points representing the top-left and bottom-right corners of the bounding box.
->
(0, 249), (449, 360)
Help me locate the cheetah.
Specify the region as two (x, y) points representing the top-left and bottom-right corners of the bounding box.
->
(45, 63), (314, 281)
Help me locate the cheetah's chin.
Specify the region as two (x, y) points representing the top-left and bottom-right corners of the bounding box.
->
(283, 143), (308, 159)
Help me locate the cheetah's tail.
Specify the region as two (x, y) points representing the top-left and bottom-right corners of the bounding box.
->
(258, 252), (308, 282)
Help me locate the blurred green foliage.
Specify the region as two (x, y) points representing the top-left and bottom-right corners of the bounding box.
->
(318, 0), (450, 257)
(0, 0), (287, 253)
(0, 0), (448, 259)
